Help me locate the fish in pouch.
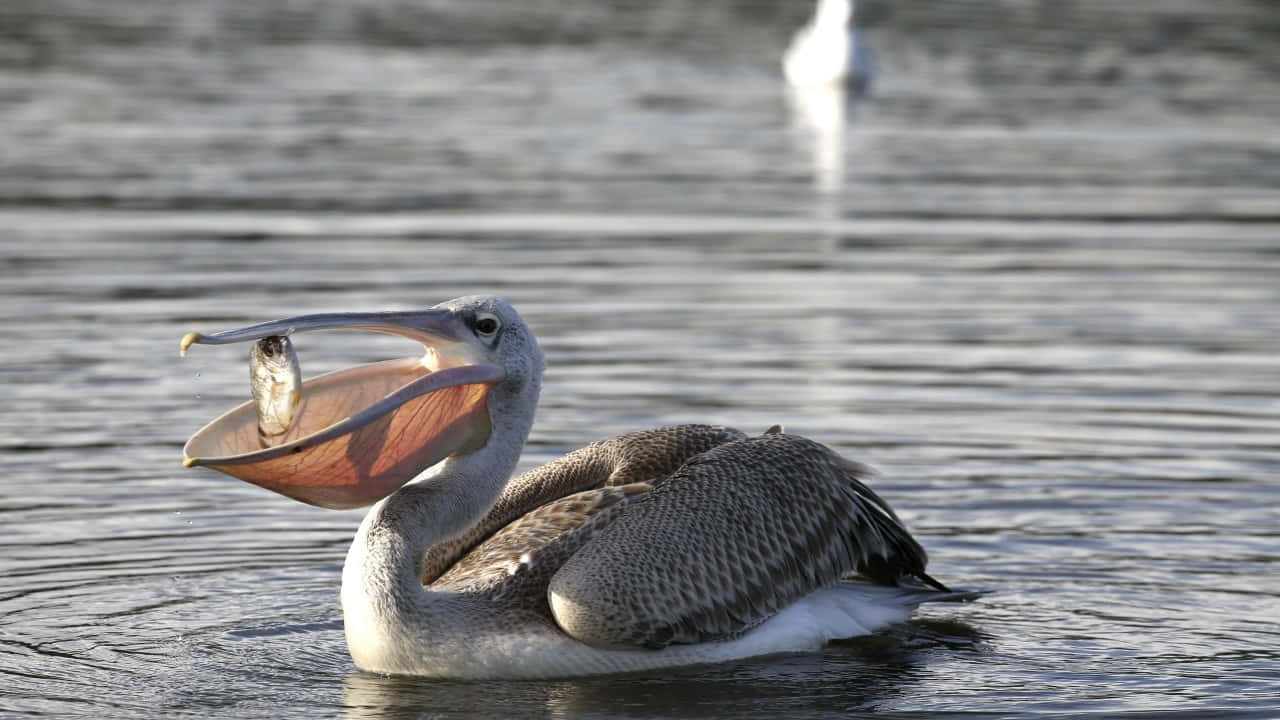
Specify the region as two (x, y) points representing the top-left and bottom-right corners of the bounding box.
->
(250, 335), (302, 447)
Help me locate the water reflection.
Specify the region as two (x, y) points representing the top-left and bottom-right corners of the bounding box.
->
(339, 651), (897, 719)
(786, 84), (850, 201)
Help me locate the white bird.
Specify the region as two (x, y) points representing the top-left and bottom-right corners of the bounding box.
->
(180, 295), (978, 679)
(784, 0), (872, 91)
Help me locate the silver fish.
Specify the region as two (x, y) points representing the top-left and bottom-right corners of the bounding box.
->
(250, 335), (302, 448)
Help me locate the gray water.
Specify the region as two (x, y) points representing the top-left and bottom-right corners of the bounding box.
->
(2, 1), (1279, 717)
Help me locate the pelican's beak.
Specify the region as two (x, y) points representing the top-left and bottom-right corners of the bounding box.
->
(180, 310), (503, 510)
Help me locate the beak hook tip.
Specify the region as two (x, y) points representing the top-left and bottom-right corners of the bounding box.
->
(179, 332), (205, 357)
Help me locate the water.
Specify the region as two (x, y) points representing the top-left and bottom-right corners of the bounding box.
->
(2, 1), (1278, 717)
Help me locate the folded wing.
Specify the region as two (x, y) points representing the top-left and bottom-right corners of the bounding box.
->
(547, 432), (938, 649)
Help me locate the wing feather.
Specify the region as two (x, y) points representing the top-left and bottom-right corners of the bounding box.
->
(547, 432), (936, 649)
(421, 424), (744, 583)
(431, 483), (650, 599)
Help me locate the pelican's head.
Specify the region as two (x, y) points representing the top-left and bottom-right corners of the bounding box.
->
(179, 295), (543, 510)
(816, 0), (854, 28)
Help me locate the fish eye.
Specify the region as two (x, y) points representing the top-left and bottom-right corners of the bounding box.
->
(474, 313), (501, 338)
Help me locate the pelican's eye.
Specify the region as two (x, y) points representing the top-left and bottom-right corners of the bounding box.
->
(473, 313), (501, 340)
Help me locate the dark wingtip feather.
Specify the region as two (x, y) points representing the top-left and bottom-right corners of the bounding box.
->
(917, 571), (951, 593)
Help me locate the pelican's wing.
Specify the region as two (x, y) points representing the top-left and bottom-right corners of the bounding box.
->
(547, 432), (940, 649)
(422, 424), (745, 583)
(430, 483), (651, 612)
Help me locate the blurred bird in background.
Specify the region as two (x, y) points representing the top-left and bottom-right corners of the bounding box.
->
(783, 0), (873, 93)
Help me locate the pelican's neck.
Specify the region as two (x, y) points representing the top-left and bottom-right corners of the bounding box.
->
(340, 373), (540, 671)
(356, 447), (526, 587)
(815, 0), (853, 29)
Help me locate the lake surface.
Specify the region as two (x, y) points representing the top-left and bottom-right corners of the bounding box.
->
(2, 1), (1278, 717)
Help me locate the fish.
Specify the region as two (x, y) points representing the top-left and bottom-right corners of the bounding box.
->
(250, 335), (302, 448)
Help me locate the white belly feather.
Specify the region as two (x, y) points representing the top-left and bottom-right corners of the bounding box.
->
(347, 581), (923, 679)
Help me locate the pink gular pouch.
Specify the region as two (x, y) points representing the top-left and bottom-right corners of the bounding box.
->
(179, 311), (503, 510)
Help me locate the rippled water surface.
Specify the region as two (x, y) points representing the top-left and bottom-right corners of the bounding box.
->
(2, 1), (1278, 717)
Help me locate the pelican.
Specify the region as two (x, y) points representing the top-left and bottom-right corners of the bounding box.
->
(783, 0), (872, 91)
(180, 295), (978, 679)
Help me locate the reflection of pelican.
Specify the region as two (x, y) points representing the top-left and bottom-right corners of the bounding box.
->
(786, 83), (848, 197)
(784, 0), (872, 92)
(182, 296), (977, 679)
